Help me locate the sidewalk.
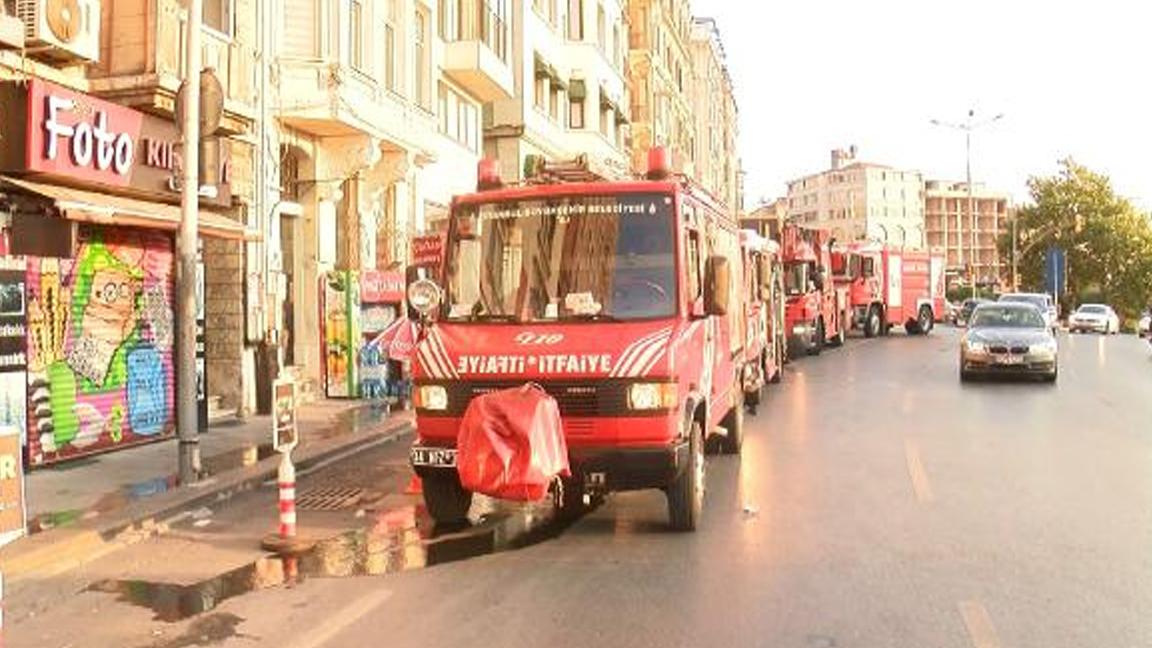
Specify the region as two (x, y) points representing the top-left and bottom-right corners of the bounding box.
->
(0, 399), (414, 583)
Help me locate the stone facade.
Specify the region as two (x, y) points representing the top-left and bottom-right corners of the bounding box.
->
(627, 0), (695, 175)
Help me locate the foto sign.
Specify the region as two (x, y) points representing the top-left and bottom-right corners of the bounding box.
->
(272, 378), (298, 453)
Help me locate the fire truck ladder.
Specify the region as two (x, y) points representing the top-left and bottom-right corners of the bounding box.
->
(523, 154), (611, 185)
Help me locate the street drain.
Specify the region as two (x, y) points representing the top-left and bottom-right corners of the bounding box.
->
(295, 486), (365, 511)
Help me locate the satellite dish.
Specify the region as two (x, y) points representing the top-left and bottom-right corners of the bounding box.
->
(175, 68), (226, 137)
(47, 0), (82, 43)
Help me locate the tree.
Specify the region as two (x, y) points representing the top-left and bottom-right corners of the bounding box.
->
(1002, 159), (1152, 319)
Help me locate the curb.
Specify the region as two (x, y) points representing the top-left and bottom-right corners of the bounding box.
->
(0, 416), (414, 584)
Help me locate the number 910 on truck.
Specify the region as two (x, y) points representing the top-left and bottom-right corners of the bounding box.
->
(407, 149), (752, 532)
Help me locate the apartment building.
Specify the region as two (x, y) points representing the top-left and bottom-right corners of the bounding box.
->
(627, 0), (694, 175)
(924, 180), (1011, 284)
(689, 17), (739, 213)
(787, 147), (926, 249)
(0, 0), (254, 462)
(741, 198), (788, 242)
(272, 0), (515, 397)
(484, 0), (631, 182)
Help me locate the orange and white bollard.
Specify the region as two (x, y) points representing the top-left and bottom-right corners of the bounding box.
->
(277, 453), (296, 539)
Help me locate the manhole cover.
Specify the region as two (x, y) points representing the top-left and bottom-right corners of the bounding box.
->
(295, 487), (365, 511)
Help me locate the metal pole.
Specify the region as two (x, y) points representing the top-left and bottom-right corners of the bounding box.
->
(1011, 214), (1018, 292)
(966, 128), (976, 300)
(178, 0), (203, 484)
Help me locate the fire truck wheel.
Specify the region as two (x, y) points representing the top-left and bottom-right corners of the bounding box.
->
(721, 390), (745, 455)
(667, 420), (705, 531)
(918, 306), (934, 334)
(422, 472), (473, 524)
(808, 320), (825, 356)
(864, 306), (881, 338)
(829, 324), (846, 347)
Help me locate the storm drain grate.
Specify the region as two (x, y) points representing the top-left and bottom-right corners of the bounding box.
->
(294, 487), (366, 511)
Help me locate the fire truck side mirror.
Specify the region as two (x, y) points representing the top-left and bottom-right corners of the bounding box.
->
(704, 255), (730, 316)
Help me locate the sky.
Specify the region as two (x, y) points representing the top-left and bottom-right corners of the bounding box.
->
(691, 0), (1152, 211)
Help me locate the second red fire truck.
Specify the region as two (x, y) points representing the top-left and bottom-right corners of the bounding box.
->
(832, 242), (946, 337)
(780, 224), (850, 357)
(407, 150), (753, 531)
(739, 230), (785, 411)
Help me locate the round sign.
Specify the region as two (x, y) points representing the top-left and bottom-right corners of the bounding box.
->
(175, 68), (225, 136)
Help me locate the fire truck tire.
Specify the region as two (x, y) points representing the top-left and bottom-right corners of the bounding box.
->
(829, 324), (846, 347)
(422, 472), (473, 524)
(808, 320), (825, 356)
(864, 306), (881, 338)
(918, 306), (934, 334)
(720, 390), (745, 455)
(667, 420), (705, 532)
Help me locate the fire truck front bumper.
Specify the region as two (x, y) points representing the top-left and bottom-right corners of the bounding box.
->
(409, 439), (691, 492)
(567, 441), (691, 492)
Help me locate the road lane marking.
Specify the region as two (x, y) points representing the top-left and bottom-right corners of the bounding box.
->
(904, 440), (934, 503)
(285, 587), (394, 648)
(958, 600), (1003, 648)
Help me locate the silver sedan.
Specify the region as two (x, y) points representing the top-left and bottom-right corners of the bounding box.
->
(959, 303), (1058, 383)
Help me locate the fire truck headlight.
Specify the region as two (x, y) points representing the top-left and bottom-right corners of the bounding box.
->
(408, 279), (442, 316)
(414, 385), (448, 411)
(628, 383), (678, 410)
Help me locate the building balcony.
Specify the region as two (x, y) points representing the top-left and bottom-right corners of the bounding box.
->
(441, 2), (514, 102)
(443, 41), (514, 102)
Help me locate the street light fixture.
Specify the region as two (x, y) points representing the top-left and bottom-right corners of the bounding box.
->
(930, 110), (1004, 299)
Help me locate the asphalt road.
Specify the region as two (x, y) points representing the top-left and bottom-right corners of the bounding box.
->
(17, 328), (1152, 648)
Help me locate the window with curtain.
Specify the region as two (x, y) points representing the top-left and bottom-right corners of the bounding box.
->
(567, 0), (583, 39)
(203, 0), (233, 35)
(350, 0), (365, 69)
(415, 6), (431, 107)
(383, 0), (399, 92)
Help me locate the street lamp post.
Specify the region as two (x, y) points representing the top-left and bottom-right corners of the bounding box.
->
(931, 110), (1003, 299)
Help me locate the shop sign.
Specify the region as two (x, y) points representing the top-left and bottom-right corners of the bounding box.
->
(411, 234), (445, 268)
(16, 79), (232, 207)
(360, 270), (405, 304)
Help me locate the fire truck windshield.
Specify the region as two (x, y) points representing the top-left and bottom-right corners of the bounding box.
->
(444, 192), (677, 322)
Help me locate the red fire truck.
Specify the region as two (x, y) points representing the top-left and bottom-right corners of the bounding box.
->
(406, 149), (750, 531)
(781, 224), (850, 357)
(831, 243), (946, 336)
(739, 230), (785, 411)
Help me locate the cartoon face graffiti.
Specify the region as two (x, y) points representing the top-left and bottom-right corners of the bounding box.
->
(65, 266), (141, 385)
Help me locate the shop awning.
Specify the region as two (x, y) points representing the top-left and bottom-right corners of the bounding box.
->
(0, 176), (258, 240)
(568, 79), (587, 101)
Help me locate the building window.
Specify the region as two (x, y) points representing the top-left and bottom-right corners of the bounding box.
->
(203, 0), (233, 35)
(534, 77), (548, 112)
(599, 107), (610, 136)
(383, 0), (399, 92)
(569, 99), (585, 128)
(349, 0), (365, 70)
(596, 3), (606, 51)
(415, 6), (431, 108)
(567, 0), (583, 39)
(439, 0), (459, 40)
(550, 86), (563, 123)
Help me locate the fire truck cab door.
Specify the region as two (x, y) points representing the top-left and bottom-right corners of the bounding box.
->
(887, 253), (903, 318)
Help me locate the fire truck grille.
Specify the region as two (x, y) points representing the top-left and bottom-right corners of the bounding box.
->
(441, 381), (634, 418)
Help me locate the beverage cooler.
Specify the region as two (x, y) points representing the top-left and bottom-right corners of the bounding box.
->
(321, 270), (405, 399)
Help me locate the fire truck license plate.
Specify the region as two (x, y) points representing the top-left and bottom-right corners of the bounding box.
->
(411, 447), (458, 468)
(997, 355), (1023, 365)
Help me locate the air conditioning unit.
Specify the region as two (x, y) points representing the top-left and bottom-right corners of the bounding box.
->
(15, 0), (100, 62)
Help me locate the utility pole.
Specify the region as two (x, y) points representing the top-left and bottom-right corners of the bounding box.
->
(931, 109), (1003, 299)
(178, 0), (204, 484)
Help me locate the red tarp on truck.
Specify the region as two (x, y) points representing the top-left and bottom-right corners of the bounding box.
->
(457, 384), (570, 501)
